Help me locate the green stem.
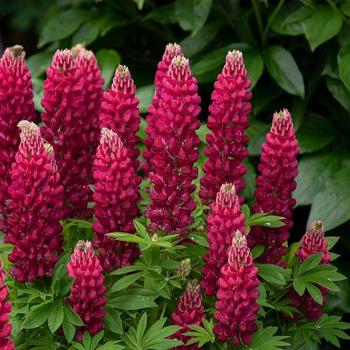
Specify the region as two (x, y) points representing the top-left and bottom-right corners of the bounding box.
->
(251, 0), (264, 43)
(262, 0), (285, 44)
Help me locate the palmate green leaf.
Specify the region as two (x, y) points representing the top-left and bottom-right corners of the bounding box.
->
(105, 307), (123, 334)
(247, 213), (285, 228)
(48, 301), (64, 333)
(256, 264), (288, 286)
(97, 342), (125, 350)
(263, 45), (305, 98)
(317, 314), (350, 348)
(123, 315), (181, 350)
(303, 5), (343, 51)
(111, 271), (144, 293)
(108, 232), (145, 244)
(22, 301), (53, 329)
(108, 291), (157, 310)
(184, 319), (215, 347)
(306, 283), (323, 305)
(295, 253), (322, 278)
(248, 326), (290, 350)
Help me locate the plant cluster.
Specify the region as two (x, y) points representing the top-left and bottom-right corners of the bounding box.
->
(0, 41), (349, 350)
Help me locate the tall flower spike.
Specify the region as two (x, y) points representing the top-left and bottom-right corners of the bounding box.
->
(67, 241), (106, 339)
(171, 280), (205, 350)
(143, 43), (183, 175)
(288, 221), (330, 321)
(214, 231), (260, 346)
(73, 44), (104, 214)
(201, 183), (245, 296)
(93, 128), (141, 271)
(99, 64), (140, 171)
(0, 45), (36, 230)
(200, 50), (251, 206)
(41, 49), (89, 218)
(6, 121), (64, 282)
(248, 109), (299, 265)
(145, 55), (201, 234)
(0, 259), (14, 350)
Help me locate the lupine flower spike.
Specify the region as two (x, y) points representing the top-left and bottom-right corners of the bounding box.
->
(143, 43), (183, 175)
(72, 44), (104, 209)
(0, 260), (14, 350)
(67, 240), (107, 340)
(171, 280), (205, 350)
(201, 183), (245, 296)
(214, 231), (260, 346)
(288, 221), (330, 320)
(93, 128), (141, 271)
(99, 64), (140, 171)
(41, 49), (90, 218)
(145, 55), (201, 234)
(0, 45), (36, 229)
(248, 109), (299, 265)
(6, 121), (64, 282)
(200, 50), (251, 205)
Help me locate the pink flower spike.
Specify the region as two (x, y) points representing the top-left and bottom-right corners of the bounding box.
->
(201, 183), (245, 296)
(143, 43), (183, 175)
(200, 50), (251, 206)
(248, 109), (299, 265)
(0, 45), (36, 230)
(93, 128), (141, 271)
(171, 280), (205, 350)
(99, 64), (140, 171)
(145, 54), (201, 234)
(67, 241), (106, 339)
(214, 231), (259, 346)
(6, 120), (64, 282)
(288, 220), (330, 321)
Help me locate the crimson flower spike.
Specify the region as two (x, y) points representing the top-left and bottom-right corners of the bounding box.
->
(99, 64), (141, 171)
(93, 128), (141, 271)
(214, 231), (260, 346)
(201, 183), (245, 296)
(145, 55), (201, 234)
(248, 109), (299, 265)
(200, 50), (251, 206)
(41, 49), (93, 218)
(0, 45), (36, 230)
(6, 121), (64, 282)
(67, 241), (107, 340)
(143, 43), (183, 175)
(288, 221), (331, 321)
(171, 280), (205, 350)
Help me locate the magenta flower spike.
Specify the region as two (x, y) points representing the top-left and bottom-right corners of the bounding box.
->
(99, 64), (140, 171)
(288, 221), (330, 321)
(143, 43), (183, 175)
(171, 280), (205, 350)
(73, 44), (104, 201)
(0, 260), (14, 350)
(214, 232), (260, 346)
(41, 49), (91, 218)
(200, 50), (251, 206)
(0, 45), (36, 229)
(248, 109), (299, 265)
(67, 241), (107, 339)
(201, 183), (245, 296)
(145, 55), (201, 234)
(93, 128), (141, 271)
(6, 121), (64, 282)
